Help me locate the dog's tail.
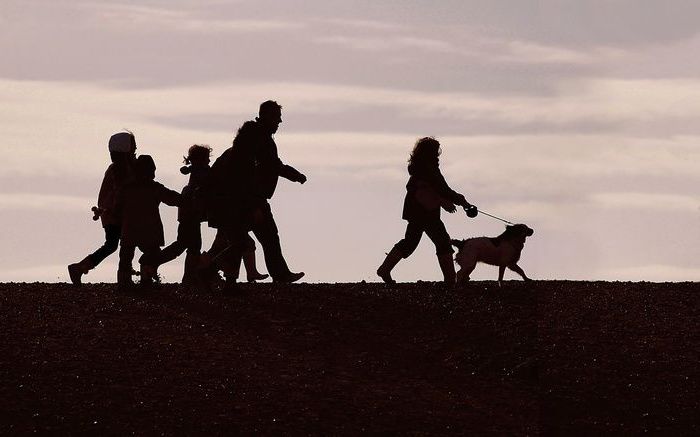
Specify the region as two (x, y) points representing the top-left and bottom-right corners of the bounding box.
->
(451, 239), (463, 249)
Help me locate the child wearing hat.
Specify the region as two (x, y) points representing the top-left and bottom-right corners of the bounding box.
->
(68, 132), (137, 284)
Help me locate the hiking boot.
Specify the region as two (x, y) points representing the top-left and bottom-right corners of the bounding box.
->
(377, 248), (402, 284)
(67, 256), (94, 285)
(438, 253), (456, 285)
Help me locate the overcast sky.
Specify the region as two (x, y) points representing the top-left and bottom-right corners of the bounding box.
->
(1, 0), (699, 283)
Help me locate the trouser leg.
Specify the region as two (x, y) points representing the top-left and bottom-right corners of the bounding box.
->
(424, 218), (455, 283)
(392, 221), (424, 258)
(251, 202), (291, 280)
(242, 234), (268, 281)
(139, 245), (160, 285)
(182, 223), (203, 284)
(217, 222), (248, 283)
(118, 244), (136, 286)
(87, 224), (121, 267)
(69, 225), (119, 284)
(378, 222), (424, 283)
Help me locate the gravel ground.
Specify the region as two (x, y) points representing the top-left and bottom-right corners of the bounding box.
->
(0, 281), (698, 435)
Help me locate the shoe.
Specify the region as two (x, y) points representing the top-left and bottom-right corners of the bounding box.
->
(68, 263), (84, 285)
(68, 256), (93, 285)
(377, 248), (402, 284)
(273, 271), (305, 283)
(246, 272), (269, 282)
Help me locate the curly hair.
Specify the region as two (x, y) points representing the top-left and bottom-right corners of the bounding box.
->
(408, 137), (441, 167)
(183, 144), (212, 165)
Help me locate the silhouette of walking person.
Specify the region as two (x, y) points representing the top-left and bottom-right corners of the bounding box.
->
(246, 100), (306, 283)
(202, 120), (260, 291)
(68, 132), (137, 284)
(148, 144), (268, 287)
(141, 145), (213, 285)
(377, 137), (473, 284)
(115, 155), (180, 288)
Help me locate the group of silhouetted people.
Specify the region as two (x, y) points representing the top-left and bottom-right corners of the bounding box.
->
(68, 100), (475, 290)
(69, 101), (307, 291)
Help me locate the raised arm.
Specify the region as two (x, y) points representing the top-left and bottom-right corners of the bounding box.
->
(279, 162), (307, 184)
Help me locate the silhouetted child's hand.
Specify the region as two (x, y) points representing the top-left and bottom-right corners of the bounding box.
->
(298, 173), (307, 184)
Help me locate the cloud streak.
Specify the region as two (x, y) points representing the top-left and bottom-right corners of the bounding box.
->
(0, 193), (94, 212)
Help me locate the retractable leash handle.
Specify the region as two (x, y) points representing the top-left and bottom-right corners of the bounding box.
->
(463, 204), (479, 218)
(462, 205), (515, 225)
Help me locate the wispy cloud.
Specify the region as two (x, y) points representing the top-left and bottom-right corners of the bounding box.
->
(589, 192), (700, 212)
(315, 35), (461, 54)
(3, 78), (700, 185)
(0, 193), (94, 211)
(82, 2), (304, 33)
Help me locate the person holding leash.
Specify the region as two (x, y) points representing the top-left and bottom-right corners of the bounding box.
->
(377, 137), (473, 284)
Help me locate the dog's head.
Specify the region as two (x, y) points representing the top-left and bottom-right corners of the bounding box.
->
(503, 224), (534, 241)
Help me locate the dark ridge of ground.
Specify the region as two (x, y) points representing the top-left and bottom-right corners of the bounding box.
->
(0, 281), (697, 436)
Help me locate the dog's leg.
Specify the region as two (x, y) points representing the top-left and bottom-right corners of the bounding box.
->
(461, 257), (477, 283)
(456, 267), (469, 283)
(508, 263), (531, 282)
(498, 265), (506, 287)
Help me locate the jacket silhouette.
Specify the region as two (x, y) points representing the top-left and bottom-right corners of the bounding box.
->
(251, 122), (305, 199)
(206, 121), (257, 229)
(116, 155), (180, 286)
(246, 100), (306, 283)
(403, 160), (465, 222)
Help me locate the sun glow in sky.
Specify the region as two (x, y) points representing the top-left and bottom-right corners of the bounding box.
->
(1, 0), (699, 283)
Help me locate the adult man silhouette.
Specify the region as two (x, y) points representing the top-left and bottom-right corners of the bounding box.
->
(249, 100), (306, 283)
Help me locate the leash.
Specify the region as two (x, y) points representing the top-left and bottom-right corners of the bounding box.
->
(463, 205), (515, 225)
(477, 209), (515, 225)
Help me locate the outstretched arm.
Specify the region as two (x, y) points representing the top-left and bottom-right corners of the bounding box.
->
(280, 162), (307, 184)
(159, 184), (181, 207)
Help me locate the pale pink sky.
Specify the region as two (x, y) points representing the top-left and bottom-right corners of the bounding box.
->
(1, 0), (699, 282)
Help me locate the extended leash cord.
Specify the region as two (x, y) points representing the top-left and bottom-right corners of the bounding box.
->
(476, 209), (515, 225)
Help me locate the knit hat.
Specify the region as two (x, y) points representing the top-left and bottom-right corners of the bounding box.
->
(108, 132), (134, 153)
